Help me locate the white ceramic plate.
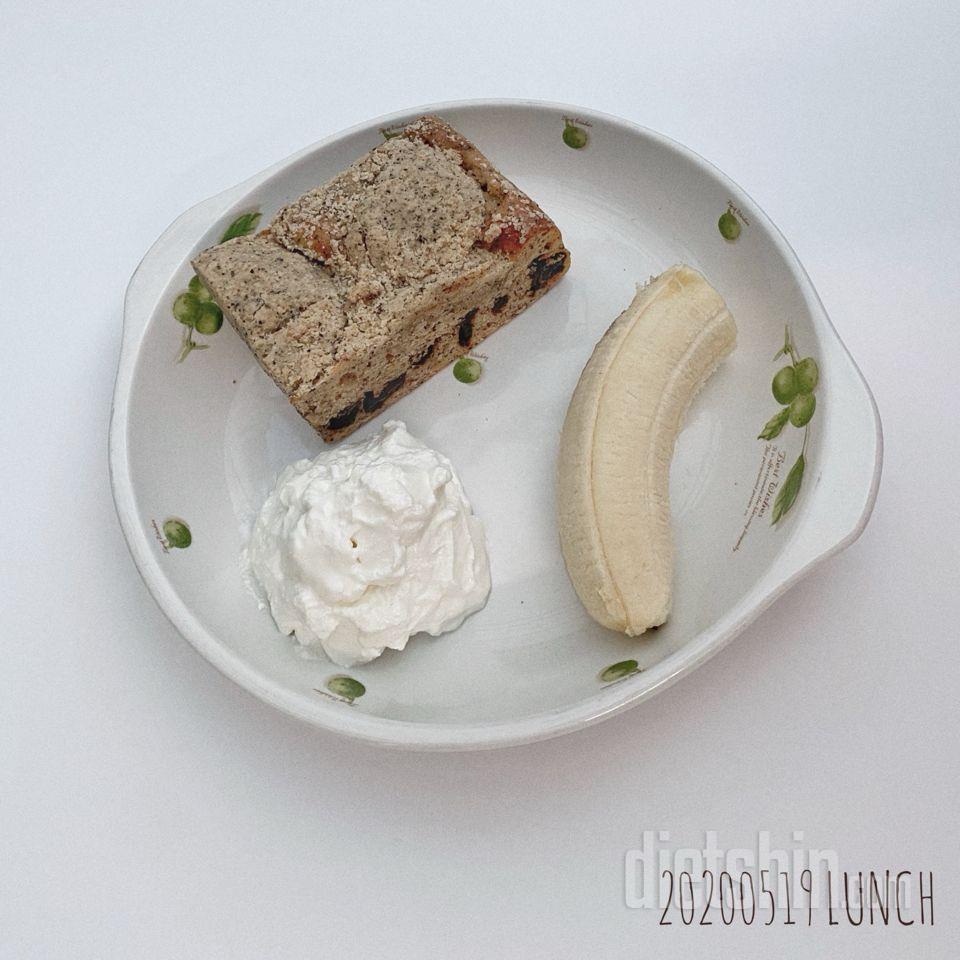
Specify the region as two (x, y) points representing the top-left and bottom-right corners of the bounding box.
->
(109, 100), (881, 749)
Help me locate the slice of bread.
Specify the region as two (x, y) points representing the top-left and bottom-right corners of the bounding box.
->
(193, 116), (570, 441)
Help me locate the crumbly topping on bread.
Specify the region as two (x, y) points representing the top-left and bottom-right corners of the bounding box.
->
(195, 235), (346, 386)
(272, 138), (486, 297)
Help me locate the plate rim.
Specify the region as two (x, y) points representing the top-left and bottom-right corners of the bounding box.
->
(109, 98), (883, 750)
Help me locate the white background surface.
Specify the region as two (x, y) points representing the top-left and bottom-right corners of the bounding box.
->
(2, 1), (958, 956)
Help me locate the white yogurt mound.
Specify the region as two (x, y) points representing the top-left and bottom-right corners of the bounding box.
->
(246, 420), (491, 667)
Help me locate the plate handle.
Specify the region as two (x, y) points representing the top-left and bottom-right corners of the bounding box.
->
(766, 340), (882, 585)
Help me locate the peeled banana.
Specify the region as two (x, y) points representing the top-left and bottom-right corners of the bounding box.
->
(556, 264), (737, 635)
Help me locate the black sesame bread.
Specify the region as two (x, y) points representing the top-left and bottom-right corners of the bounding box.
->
(193, 116), (570, 441)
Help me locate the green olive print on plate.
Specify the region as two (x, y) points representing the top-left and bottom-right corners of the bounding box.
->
(788, 392), (815, 427)
(771, 365), (798, 404)
(562, 119), (589, 149)
(162, 518), (192, 549)
(173, 211), (260, 362)
(453, 357), (482, 383)
(172, 292), (201, 327)
(758, 324), (820, 523)
(326, 676), (366, 702)
(194, 301), (223, 335)
(188, 274), (214, 303)
(599, 660), (640, 683)
(718, 209), (741, 241)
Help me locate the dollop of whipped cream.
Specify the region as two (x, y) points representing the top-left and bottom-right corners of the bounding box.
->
(246, 420), (490, 667)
